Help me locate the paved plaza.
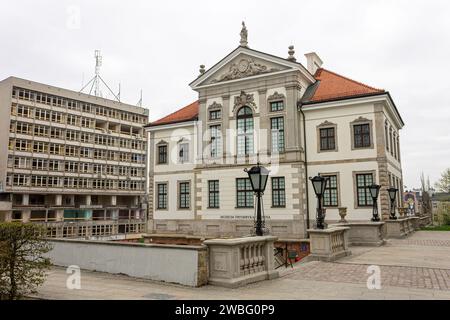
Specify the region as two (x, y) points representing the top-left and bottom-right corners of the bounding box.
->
(35, 231), (450, 300)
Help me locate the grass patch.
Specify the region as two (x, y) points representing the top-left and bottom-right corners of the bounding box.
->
(421, 225), (450, 231)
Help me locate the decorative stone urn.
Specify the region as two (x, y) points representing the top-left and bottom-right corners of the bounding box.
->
(338, 207), (348, 223)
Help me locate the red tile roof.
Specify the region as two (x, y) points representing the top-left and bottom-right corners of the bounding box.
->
(149, 68), (384, 126)
(149, 101), (199, 126)
(309, 68), (384, 103)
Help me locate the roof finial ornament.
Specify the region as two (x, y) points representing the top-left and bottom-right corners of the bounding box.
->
(240, 21), (248, 47)
(199, 64), (206, 76)
(287, 45), (296, 62)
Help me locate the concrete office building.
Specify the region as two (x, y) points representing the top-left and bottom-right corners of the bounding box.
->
(0, 76), (148, 238)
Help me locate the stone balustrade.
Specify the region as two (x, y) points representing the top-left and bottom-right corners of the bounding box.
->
(204, 236), (279, 288)
(330, 222), (385, 246)
(384, 217), (418, 238)
(307, 227), (351, 261)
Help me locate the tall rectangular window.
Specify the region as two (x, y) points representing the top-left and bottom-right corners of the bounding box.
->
(353, 123), (371, 148)
(271, 177), (286, 207)
(270, 101), (284, 112)
(178, 143), (189, 163)
(237, 107), (254, 156)
(356, 173), (373, 206)
(323, 175), (338, 207)
(236, 178), (253, 208)
(179, 182), (190, 209)
(157, 145), (167, 164)
(208, 180), (219, 208)
(157, 183), (167, 209)
(320, 127), (335, 151)
(271, 117), (285, 153)
(210, 125), (221, 158)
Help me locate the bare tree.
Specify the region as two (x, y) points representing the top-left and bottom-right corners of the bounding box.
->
(0, 222), (52, 300)
(435, 168), (450, 193)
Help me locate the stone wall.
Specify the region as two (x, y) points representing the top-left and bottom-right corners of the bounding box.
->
(47, 238), (207, 287)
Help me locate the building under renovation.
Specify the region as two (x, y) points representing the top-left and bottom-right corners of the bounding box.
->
(0, 76), (148, 238)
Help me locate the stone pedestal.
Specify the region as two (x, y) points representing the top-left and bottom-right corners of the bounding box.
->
(307, 227), (351, 262)
(332, 222), (385, 246)
(204, 236), (279, 288)
(384, 218), (416, 238)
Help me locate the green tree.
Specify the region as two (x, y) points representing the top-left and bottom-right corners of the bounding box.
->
(0, 222), (52, 300)
(435, 168), (450, 193)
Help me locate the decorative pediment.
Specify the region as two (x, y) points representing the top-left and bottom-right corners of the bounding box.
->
(267, 91), (285, 101)
(156, 140), (168, 146)
(189, 46), (316, 90)
(208, 101), (222, 110)
(351, 116), (371, 123)
(233, 91), (256, 113)
(210, 57), (282, 84)
(318, 120), (336, 127)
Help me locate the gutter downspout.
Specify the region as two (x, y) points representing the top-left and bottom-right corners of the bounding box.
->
(298, 102), (310, 232)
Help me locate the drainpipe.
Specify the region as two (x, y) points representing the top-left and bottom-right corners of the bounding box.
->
(298, 102), (310, 232)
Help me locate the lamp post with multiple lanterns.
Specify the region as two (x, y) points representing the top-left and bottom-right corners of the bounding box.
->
(244, 163), (270, 236)
(387, 187), (398, 220)
(368, 184), (381, 222)
(309, 175), (328, 229)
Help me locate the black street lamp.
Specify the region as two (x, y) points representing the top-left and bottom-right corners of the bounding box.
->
(368, 184), (381, 221)
(309, 175), (328, 229)
(244, 163), (270, 236)
(387, 187), (398, 220)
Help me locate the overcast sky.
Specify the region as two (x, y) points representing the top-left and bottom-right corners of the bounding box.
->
(1, 0), (449, 189)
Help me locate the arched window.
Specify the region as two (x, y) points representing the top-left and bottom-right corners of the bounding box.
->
(237, 106), (254, 156)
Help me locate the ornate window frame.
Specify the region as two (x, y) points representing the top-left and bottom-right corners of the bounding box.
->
(156, 140), (168, 165)
(267, 91), (286, 113)
(177, 180), (191, 210)
(352, 170), (377, 209)
(350, 116), (374, 150)
(316, 121), (338, 153)
(319, 172), (341, 208)
(208, 101), (222, 122)
(155, 181), (169, 211)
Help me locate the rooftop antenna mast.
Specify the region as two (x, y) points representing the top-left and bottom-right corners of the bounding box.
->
(80, 50), (120, 102)
(136, 89), (143, 107)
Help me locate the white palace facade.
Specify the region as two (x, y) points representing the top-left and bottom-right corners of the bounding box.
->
(145, 24), (405, 239)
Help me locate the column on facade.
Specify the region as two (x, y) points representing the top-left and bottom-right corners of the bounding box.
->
(55, 194), (62, 206)
(198, 97), (207, 162)
(221, 94), (230, 160)
(257, 89), (269, 155)
(285, 84), (301, 154)
(374, 104), (391, 220)
(55, 210), (64, 222)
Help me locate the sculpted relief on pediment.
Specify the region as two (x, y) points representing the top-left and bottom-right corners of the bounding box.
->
(210, 57), (282, 83)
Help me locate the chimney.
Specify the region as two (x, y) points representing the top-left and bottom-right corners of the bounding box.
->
(304, 52), (323, 75)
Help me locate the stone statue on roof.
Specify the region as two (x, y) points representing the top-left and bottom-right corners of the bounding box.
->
(240, 21), (248, 47)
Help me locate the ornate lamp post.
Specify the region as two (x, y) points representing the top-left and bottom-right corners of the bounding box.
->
(387, 187), (398, 220)
(368, 184), (381, 221)
(244, 164), (270, 236)
(309, 175), (328, 229)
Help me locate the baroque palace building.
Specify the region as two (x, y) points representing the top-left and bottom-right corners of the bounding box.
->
(0, 76), (148, 238)
(146, 23), (404, 239)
